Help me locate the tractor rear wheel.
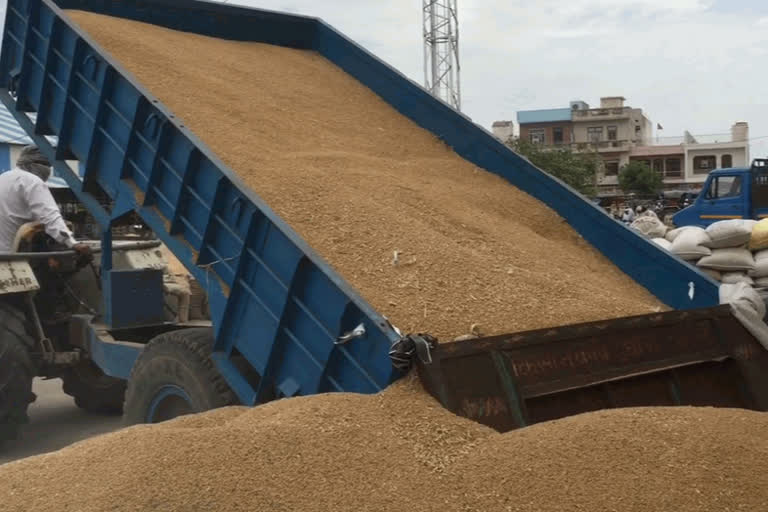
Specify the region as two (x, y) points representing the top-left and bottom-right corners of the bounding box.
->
(123, 328), (238, 425)
(0, 303), (36, 443)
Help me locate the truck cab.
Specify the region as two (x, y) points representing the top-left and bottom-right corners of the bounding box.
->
(673, 159), (768, 227)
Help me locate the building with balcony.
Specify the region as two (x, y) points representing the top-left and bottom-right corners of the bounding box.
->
(570, 97), (652, 150)
(597, 122), (750, 196)
(510, 97), (750, 197)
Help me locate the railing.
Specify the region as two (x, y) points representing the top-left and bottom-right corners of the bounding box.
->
(649, 133), (742, 145)
(571, 140), (630, 151)
(572, 108), (630, 118)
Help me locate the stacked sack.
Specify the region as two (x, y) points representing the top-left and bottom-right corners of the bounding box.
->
(657, 219), (764, 286)
(629, 210), (667, 240)
(629, 214), (768, 290)
(749, 219), (768, 288)
(641, 218), (768, 331)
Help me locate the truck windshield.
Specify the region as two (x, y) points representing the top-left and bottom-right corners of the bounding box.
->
(706, 176), (742, 199)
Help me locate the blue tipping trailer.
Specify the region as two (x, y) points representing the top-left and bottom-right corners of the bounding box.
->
(0, 0), (736, 429)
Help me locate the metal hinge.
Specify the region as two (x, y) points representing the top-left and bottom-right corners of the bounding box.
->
(389, 334), (438, 371)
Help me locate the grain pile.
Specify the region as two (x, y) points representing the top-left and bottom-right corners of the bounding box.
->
(2, 377), (767, 511)
(66, 11), (665, 339)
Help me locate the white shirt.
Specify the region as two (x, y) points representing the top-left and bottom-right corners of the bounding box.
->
(0, 168), (76, 252)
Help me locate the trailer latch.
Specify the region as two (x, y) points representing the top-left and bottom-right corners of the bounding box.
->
(389, 334), (437, 371)
(335, 323), (366, 345)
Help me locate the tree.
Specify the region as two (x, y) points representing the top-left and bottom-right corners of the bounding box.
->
(618, 161), (663, 195)
(506, 138), (599, 197)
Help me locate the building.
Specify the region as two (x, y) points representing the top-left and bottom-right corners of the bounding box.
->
(570, 97), (652, 148)
(516, 108), (573, 146)
(0, 103), (33, 170)
(605, 123), (751, 196)
(512, 96), (750, 196)
(491, 120), (515, 143)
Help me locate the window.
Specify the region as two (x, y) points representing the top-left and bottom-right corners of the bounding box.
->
(665, 158), (682, 178)
(587, 127), (603, 143)
(721, 154), (733, 168)
(706, 176), (742, 199)
(604, 160), (620, 176)
(607, 126), (618, 141)
(553, 127), (564, 145)
(653, 159), (664, 175)
(635, 125), (641, 136)
(693, 155), (717, 174)
(529, 128), (545, 144)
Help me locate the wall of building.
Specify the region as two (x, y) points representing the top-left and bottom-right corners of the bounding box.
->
(491, 121), (515, 143)
(519, 122), (573, 146)
(684, 145), (749, 182)
(571, 107), (651, 146)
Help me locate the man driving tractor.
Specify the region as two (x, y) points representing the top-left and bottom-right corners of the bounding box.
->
(0, 145), (90, 256)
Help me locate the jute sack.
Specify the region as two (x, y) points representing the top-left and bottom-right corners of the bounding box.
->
(665, 226), (696, 243)
(704, 219), (756, 249)
(650, 238), (672, 250)
(630, 214), (667, 239)
(697, 248), (756, 272)
(700, 268), (722, 281)
(670, 227), (711, 260)
(749, 219), (768, 251)
(721, 272), (755, 285)
(749, 250), (768, 278)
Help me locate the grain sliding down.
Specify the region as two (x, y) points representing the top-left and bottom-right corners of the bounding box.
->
(1, 378), (767, 511)
(67, 11), (665, 339)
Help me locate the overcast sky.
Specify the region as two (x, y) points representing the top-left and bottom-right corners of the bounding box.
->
(240, 0), (768, 156)
(1, 0), (767, 155)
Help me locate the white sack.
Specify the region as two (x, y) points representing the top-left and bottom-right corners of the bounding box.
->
(630, 214), (667, 239)
(697, 248), (756, 272)
(665, 226), (697, 243)
(721, 272), (755, 285)
(650, 238), (672, 250)
(750, 250), (768, 278)
(720, 283), (768, 351)
(670, 227), (712, 260)
(704, 219), (757, 249)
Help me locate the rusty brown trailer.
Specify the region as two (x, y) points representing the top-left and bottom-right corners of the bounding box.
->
(417, 305), (768, 432)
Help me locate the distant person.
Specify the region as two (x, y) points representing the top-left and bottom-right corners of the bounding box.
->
(0, 145), (90, 255)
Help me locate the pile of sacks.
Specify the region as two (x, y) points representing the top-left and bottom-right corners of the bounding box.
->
(639, 217), (768, 287)
(631, 214), (768, 348)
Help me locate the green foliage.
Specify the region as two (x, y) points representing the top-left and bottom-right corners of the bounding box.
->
(507, 139), (599, 197)
(618, 161), (663, 195)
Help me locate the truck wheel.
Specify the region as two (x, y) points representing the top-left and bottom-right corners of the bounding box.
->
(123, 328), (238, 425)
(0, 303), (36, 443)
(61, 363), (126, 414)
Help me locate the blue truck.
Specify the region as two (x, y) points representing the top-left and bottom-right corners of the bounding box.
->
(1, 0), (767, 442)
(673, 159), (768, 227)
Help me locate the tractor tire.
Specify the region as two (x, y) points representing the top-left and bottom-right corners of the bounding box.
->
(61, 363), (126, 414)
(0, 303), (36, 443)
(123, 328), (238, 425)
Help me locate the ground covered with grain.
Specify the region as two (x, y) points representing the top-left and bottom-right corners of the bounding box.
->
(66, 11), (665, 339)
(1, 377), (766, 511)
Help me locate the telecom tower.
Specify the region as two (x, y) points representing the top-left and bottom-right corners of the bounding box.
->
(423, 0), (461, 111)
